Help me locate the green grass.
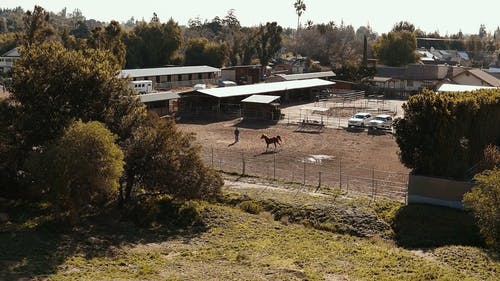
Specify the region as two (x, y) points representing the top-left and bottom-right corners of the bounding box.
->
(1, 191), (498, 280)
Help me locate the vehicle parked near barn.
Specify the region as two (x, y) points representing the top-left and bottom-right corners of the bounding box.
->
(368, 114), (393, 130)
(347, 112), (372, 128)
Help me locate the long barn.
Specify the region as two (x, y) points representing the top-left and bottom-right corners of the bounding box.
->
(179, 78), (335, 119)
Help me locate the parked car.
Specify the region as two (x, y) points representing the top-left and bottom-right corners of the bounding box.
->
(368, 114), (393, 130)
(347, 112), (372, 128)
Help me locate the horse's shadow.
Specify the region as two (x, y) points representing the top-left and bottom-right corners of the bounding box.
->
(254, 149), (280, 156)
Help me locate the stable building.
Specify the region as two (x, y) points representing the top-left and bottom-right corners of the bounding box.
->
(179, 78), (335, 119)
(241, 95), (281, 120)
(139, 91), (180, 117)
(119, 66), (221, 90)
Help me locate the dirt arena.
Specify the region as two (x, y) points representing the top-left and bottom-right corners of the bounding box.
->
(178, 119), (410, 200)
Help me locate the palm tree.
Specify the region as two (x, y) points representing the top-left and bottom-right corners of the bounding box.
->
(293, 0), (306, 31)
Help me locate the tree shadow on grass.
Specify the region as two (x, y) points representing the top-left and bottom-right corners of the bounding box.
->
(392, 204), (484, 249)
(0, 200), (206, 280)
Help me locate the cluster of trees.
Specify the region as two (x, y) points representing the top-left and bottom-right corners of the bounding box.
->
(1, 7), (284, 70)
(0, 8), (222, 224)
(3, 5), (500, 72)
(394, 89), (500, 249)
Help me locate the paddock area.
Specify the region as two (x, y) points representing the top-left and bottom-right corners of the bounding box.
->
(178, 115), (410, 201)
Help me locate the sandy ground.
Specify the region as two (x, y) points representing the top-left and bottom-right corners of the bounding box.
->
(178, 118), (410, 200)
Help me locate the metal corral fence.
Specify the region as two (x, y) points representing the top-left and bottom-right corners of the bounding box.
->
(200, 147), (409, 202)
(280, 95), (401, 129)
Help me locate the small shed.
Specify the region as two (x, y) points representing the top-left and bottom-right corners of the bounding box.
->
(139, 91), (180, 117)
(241, 95), (281, 120)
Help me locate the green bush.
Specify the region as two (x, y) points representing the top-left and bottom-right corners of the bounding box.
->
(239, 200), (263, 215)
(177, 201), (204, 227)
(127, 196), (204, 228)
(463, 168), (500, 249)
(395, 89), (500, 179)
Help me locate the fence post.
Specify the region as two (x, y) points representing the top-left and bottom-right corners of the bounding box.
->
(372, 168), (375, 200)
(211, 147), (214, 168)
(303, 159), (306, 186)
(339, 158), (342, 190)
(273, 153), (276, 180)
(316, 171), (322, 192)
(345, 176), (349, 194)
(242, 152), (245, 175)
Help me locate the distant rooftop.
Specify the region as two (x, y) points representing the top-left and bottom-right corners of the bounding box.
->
(120, 66), (221, 78)
(276, 71), (336, 81)
(437, 83), (495, 92)
(461, 68), (500, 87)
(1, 48), (20, 57)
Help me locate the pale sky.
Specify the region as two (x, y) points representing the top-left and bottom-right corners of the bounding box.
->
(4, 0), (500, 35)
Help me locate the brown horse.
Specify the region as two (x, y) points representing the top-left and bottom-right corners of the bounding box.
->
(261, 134), (282, 150)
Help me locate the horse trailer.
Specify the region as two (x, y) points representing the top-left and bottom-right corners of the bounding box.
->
(130, 80), (153, 94)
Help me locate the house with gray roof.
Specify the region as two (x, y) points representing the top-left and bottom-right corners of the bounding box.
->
(0, 48), (20, 74)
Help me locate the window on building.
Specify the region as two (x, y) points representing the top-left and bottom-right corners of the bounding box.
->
(167, 75), (171, 82)
(198, 73), (202, 79)
(178, 74), (182, 81)
(188, 74), (192, 80)
(156, 76), (160, 83)
(407, 80), (414, 87)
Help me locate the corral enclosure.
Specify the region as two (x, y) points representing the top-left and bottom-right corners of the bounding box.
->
(178, 114), (410, 201)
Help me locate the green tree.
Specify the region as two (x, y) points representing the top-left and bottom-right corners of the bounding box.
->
(463, 168), (500, 249)
(392, 21), (415, 33)
(394, 89), (500, 179)
(11, 41), (146, 150)
(124, 17), (182, 68)
(123, 115), (222, 202)
(45, 121), (124, 224)
(88, 21), (126, 66)
(184, 37), (227, 67)
(21, 5), (56, 46)
(293, 0), (306, 31)
(374, 30), (418, 66)
(256, 22), (283, 67)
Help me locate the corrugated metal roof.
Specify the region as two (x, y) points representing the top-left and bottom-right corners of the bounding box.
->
(120, 66), (220, 78)
(437, 83), (495, 92)
(241, 95), (280, 104)
(139, 92), (180, 103)
(197, 79), (335, 98)
(277, 71), (336, 81)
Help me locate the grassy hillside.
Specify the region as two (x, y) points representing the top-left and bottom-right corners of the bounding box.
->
(0, 178), (498, 280)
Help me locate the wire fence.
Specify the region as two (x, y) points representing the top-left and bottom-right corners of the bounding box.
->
(279, 96), (401, 130)
(201, 147), (409, 202)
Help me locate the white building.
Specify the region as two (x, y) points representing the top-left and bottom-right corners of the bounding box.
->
(0, 48), (20, 74)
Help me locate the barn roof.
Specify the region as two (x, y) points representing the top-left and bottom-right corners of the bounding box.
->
(437, 83), (495, 92)
(119, 66), (221, 78)
(197, 79), (335, 98)
(241, 95), (280, 104)
(277, 71), (336, 81)
(139, 92), (180, 103)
